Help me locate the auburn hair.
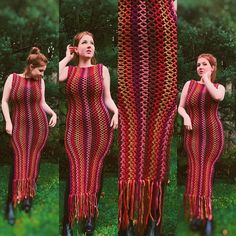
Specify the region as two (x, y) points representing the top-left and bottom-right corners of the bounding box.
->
(198, 53), (217, 82)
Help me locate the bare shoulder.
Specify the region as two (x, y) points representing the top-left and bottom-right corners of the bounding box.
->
(217, 83), (225, 90)
(102, 65), (109, 73)
(2, 74), (14, 93)
(7, 73), (14, 81)
(181, 80), (191, 91)
(59, 66), (69, 82)
(102, 65), (110, 78)
(184, 80), (191, 87)
(40, 78), (45, 86)
(5, 74), (14, 86)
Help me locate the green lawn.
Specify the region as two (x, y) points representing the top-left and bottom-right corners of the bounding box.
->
(176, 182), (236, 236)
(0, 162), (59, 236)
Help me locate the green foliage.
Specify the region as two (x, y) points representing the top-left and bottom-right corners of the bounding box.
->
(177, 0), (236, 169)
(59, 0), (118, 70)
(0, 0), (58, 78)
(178, 0), (236, 86)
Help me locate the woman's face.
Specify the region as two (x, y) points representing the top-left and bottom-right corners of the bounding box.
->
(30, 65), (46, 80)
(76, 34), (95, 59)
(197, 57), (214, 78)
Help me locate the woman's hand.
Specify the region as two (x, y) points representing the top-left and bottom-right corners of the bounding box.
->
(202, 71), (211, 82)
(66, 45), (75, 61)
(184, 116), (192, 130)
(110, 112), (118, 129)
(6, 121), (13, 135)
(49, 113), (57, 127)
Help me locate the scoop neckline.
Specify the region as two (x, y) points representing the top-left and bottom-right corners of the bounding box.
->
(17, 74), (32, 79)
(194, 80), (205, 85)
(16, 74), (41, 80)
(77, 64), (98, 69)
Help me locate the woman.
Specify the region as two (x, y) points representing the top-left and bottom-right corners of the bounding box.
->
(1, 47), (57, 225)
(59, 31), (118, 236)
(178, 53), (225, 236)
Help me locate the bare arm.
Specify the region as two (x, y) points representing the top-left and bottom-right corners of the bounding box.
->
(1, 74), (13, 135)
(202, 73), (225, 101)
(40, 79), (57, 127)
(178, 80), (192, 130)
(103, 65), (118, 129)
(59, 45), (74, 82)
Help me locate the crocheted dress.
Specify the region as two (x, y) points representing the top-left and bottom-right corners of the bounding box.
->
(118, 0), (177, 230)
(10, 73), (48, 206)
(65, 64), (113, 225)
(184, 80), (224, 220)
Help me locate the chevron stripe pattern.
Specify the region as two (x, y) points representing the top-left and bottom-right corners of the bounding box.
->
(118, 0), (177, 230)
(184, 80), (224, 220)
(10, 73), (49, 206)
(65, 64), (113, 226)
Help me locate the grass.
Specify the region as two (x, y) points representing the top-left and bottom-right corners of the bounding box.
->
(176, 182), (236, 236)
(162, 138), (179, 235)
(0, 162), (59, 236)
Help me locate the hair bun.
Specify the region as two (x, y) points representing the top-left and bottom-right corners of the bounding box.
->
(30, 47), (40, 55)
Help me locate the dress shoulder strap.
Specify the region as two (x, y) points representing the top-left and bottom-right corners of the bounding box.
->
(97, 64), (103, 78)
(11, 73), (18, 87)
(67, 66), (77, 81)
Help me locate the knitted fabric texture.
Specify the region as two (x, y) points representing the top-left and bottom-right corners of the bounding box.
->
(65, 64), (113, 226)
(184, 80), (224, 220)
(118, 0), (177, 230)
(10, 73), (48, 206)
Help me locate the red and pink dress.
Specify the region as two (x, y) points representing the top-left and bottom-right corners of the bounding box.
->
(10, 73), (48, 206)
(64, 64), (113, 225)
(184, 80), (224, 220)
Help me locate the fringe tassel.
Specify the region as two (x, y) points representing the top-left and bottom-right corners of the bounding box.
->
(184, 194), (213, 220)
(68, 193), (98, 227)
(118, 180), (165, 230)
(12, 178), (36, 207)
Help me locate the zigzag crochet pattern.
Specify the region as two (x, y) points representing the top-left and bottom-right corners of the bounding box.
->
(65, 64), (113, 226)
(118, 0), (177, 230)
(10, 73), (49, 206)
(184, 80), (224, 220)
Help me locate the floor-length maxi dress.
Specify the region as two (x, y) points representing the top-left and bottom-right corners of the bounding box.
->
(65, 64), (113, 225)
(10, 73), (49, 206)
(184, 80), (224, 220)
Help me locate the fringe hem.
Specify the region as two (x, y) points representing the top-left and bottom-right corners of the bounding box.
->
(118, 180), (165, 230)
(68, 193), (98, 226)
(12, 179), (36, 207)
(184, 193), (213, 220)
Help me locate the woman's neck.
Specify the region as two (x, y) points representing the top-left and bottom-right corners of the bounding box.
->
(78, 58), (92, 68)
(21, 71), (31, 79)
(199, 78), (205, 84)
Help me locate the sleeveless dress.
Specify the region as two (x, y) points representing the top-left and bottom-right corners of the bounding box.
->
(10, 73), (48, 206)
(65, 64), (113, 225)
(184, 80), (224, 220)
